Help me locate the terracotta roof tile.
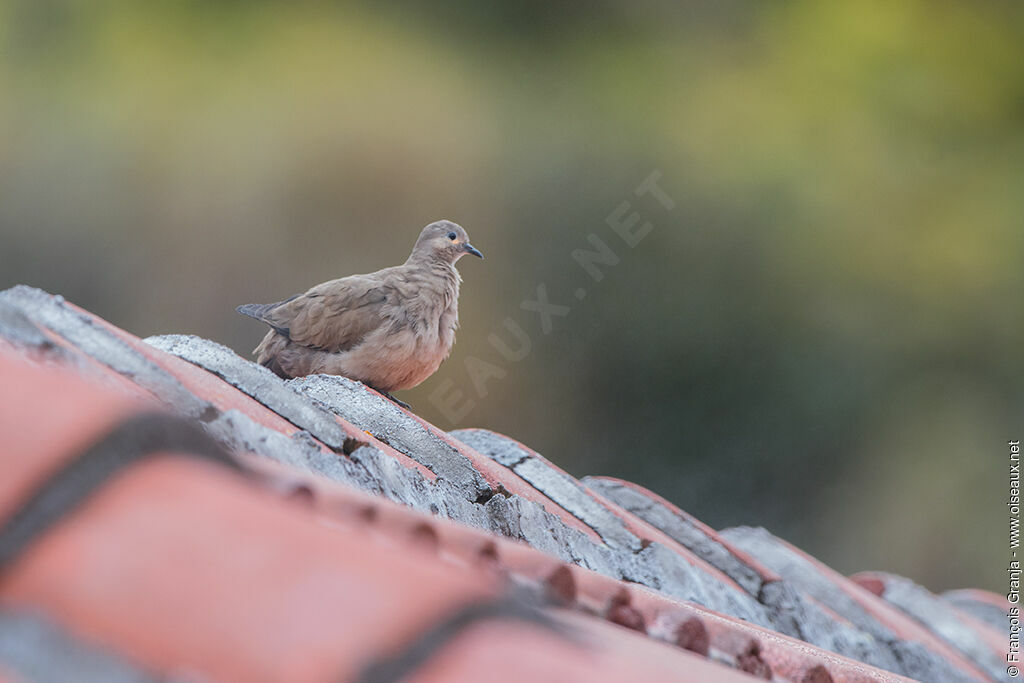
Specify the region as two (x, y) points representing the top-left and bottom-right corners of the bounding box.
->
(0, 286), (1007, 682)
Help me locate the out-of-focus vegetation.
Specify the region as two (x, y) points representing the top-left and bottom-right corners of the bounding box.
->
(2, 0), (1021, 592)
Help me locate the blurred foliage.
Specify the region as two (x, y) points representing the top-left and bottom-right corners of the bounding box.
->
(2, 0), (1021, 592)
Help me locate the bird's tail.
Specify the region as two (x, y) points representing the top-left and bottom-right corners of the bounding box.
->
(236, 303), (273, 321)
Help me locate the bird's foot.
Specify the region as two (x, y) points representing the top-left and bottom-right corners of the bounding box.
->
(374, 389), (411, 410)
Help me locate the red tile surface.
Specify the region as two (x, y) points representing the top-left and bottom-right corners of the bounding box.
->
(2, 456), (498, 682)
(0, 354), (139, 522)
(404, 611), (761, 683)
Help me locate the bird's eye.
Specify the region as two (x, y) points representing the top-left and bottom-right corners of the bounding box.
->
(447, 232), (457, 241)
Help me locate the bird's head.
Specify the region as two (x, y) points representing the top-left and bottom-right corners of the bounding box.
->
(410, 220), (484, 264)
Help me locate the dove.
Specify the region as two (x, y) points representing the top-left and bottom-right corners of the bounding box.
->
(237, 220), (483, 407)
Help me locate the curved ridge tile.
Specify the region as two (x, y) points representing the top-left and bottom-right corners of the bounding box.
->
(582, 476), (776, 593)
(452, 429), (641, 551)
(146, 334), (350, 451)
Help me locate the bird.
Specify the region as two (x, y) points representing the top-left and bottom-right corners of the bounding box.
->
(236, 220), (483, 408)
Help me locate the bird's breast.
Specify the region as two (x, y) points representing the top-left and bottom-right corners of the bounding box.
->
(386, 264), (460, 355)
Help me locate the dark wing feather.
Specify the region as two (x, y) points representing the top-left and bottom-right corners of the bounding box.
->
(236, 295), (299, 338)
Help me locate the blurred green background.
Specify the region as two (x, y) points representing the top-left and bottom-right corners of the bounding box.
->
(2, 0), (1021, 592)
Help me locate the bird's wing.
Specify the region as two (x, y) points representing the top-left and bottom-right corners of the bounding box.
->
(259, 275), (391, 353)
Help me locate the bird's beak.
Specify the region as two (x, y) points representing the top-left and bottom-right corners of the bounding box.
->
(462, 242), (484, 259)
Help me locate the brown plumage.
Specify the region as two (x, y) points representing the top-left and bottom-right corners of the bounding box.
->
(237, 220), (483, 404)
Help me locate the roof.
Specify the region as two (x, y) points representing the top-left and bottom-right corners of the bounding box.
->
(0, 284), (1009, 682)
